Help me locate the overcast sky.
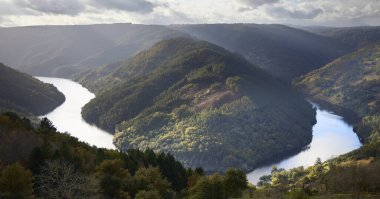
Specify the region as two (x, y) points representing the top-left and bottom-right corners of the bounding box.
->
(0, 0), (379, 27)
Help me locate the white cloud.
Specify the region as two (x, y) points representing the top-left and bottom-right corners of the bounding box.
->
(90, 0), (156, 14)
(238, 0), (279, 8)
(16, 0), (85, 15)
(0, 0), (379, 27)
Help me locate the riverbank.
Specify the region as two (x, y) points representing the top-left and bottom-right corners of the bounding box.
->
(247, 105), (362, 184)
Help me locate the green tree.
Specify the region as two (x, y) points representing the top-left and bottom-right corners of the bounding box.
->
(135, 190), (161, 199)
(190, 174), (226, 199)
(38, 117), (57, 133)
(0, 163), (34, 199)
(95, 159), (132, 198)
(224, 168), (248, 198)
(134, 166), (171, 195)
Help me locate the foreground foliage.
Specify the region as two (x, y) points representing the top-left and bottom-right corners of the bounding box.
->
(254, 140), (380, 198)
(0, 112), (252, 199)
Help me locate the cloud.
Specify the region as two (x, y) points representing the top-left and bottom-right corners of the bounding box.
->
(16, 0), (84, 15)
(0, 0), (380, 27)
(238, 0), (279, 8)
(268, 6), (323, 19)
(91, 0), (156, 14)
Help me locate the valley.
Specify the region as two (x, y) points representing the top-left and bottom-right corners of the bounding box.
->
(0, 21), (379, 198)
(33, 76), (363, 184)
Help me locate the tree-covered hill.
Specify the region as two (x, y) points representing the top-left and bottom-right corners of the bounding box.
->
(0, 63), (65, 116)
(171, 24), (349, 81)
(295, 44), (380, 142)
(80, 37), (316, 172)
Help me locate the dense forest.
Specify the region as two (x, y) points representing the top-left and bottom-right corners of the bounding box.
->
(0, 63), (65, 116)
(295, 44), (380, 142)
(1, 112), (380, 198)
(0, 112), (254, 199)
(78, 37), (316, 172)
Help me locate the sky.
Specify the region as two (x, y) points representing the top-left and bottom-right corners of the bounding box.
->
(0, 0), (379, 27)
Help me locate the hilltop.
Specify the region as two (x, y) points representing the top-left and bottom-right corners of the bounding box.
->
(79, 37), (316, 172)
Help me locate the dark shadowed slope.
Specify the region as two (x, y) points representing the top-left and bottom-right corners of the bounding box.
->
(0, 63), (65, 115)
(171, 24), (349, 81)
(80, 38), (316, 172)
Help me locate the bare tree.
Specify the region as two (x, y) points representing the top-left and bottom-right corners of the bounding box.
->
(35, 160), (95, 199)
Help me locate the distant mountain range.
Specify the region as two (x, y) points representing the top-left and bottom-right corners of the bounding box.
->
(171, 24), (349, 80)
(304, 26), (380, 49)
(0, 24), (185, 77)
(0, 23), (355, 81)
(0, 63), (65, 116)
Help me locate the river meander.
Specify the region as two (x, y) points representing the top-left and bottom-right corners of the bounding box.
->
(37, 77), (362, 184)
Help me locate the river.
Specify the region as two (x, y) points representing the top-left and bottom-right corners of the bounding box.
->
(37, 77), (116, 149)
(247, 104), (362, 184)
(36, 77), (362, 184)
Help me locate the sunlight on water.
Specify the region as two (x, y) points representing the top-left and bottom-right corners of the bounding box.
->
(247, 105), (362, 184)
(36, 77), (116, 149)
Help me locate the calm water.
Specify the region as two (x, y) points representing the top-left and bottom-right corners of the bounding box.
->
(36, 77), (116, 149)
(36, 77), (362, 181)
(247, 105), (362, 184)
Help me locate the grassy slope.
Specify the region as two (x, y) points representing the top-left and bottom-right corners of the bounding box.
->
(80, 38), (316, 172)
(0, 63), (65, 115)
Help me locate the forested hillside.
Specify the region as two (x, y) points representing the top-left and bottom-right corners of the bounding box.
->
(171, 24), (348, 80)
(0, 63), (65, 115)
(295, 44), (380, 142)
(0, 24), (185, 77)
(2, 111), (380, 198)
(80, 38), (316, 172)
(0, 112), (253, 199)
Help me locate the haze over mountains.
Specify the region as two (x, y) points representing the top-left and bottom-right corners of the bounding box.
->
(0, 24), (185, 77)
(0, 23), (358, 81)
